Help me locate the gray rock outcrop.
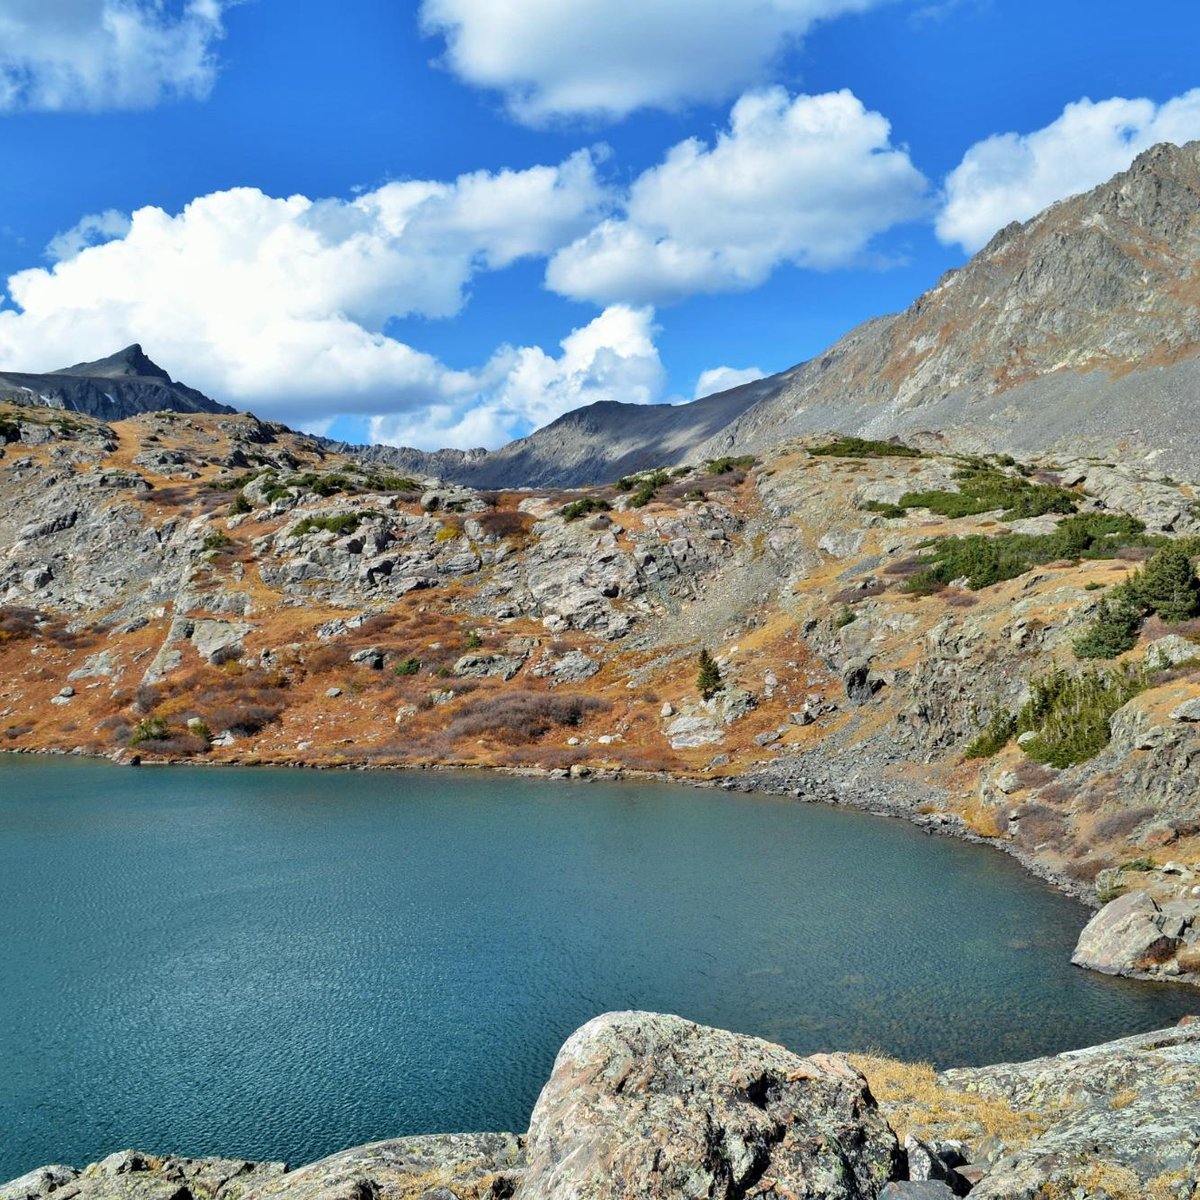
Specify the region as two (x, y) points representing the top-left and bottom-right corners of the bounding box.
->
(1072, 889), (1200, 983)
(517, 1010), (902, 1199)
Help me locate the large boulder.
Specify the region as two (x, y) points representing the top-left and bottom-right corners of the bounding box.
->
(1072, 889), (1199, 980)
(517, 1011), (901, 1200)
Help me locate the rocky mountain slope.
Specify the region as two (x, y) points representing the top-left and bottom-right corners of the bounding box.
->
(2, 404), (1199, 987)
(5, 1010), (1198, 1200)
(0, 345), (232, 420)
(355, 140), (1200, 487)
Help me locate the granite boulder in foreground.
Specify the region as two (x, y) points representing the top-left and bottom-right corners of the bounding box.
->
(5, 1012), (1200, 1200)
(518, 1011), (901, 1198)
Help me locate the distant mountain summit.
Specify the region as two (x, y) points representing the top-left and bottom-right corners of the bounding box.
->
(360, 139), (1200, 486)
(0, 344), (232, 419)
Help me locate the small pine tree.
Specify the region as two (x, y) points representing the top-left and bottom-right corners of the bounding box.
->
(1072, 593), (1142, 660)
(1135, 543), (1200, 623)
(697, 649), (723, 699)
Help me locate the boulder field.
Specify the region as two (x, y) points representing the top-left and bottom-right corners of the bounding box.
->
(4, 1011), (1198, 1200)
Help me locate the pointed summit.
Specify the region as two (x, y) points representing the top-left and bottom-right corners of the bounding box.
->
(51, 344), (173, 382)
(0, 344), (233, 419)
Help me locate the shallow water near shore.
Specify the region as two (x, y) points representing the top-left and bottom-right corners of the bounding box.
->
(1, 756), (1194, 1180)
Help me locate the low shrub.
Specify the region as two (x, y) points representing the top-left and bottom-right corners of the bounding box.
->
(560, 497), (612, 522)
(861, 499), (907, 518)
(448, 691), (611, 741)
(904, 513), (1149, 593)
(705, 455), (756, 474)
(393, 657), (422, 676)
(898, 465), (1078, 522)
(129, 716), (170, 746)
(1092, 808), (1156, 842)
(289, 512), (366, 538)
(809, 437), (922, 458)
(475, 509), (533, 539)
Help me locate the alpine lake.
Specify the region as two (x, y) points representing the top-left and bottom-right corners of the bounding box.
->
(2, 756), (1194, 1181)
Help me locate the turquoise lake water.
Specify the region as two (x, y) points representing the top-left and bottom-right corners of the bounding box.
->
(1, 756), (1195, 1180)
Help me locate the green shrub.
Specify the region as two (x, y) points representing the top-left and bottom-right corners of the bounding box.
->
(861, 499), (907, 519)
(393, 657), (421, 676)
(228, 491), (252, 516)
(905, 513), (1149, 593)
(464, 630), (483, 651)
(201, 531), (231, 552)
(1017, 665), (1147, 769)
(705, 455), (756, 474)
(963, 710), (1017, 759)
(129, 716), (169, 746)
(809, 437), (922, 458)
(1119, 855), (1156, 873)
(835, 607), (857, 628)
(560, 497), (612, 522)
(289, 513), (363, 538)
(697, 648), (723, 699)
(683, 489), (706, 501)
(362, 473), (418, 493)
(898, 466), (1078, 522)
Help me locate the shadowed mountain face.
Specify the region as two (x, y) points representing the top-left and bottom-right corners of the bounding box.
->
(0, 345), (232, 420)
(357, 139), (1200, 486)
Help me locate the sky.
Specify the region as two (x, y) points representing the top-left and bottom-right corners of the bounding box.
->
(0, 1), (1199, 449)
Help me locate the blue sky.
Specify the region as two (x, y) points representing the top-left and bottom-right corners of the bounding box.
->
(0, 0), (1199, 448)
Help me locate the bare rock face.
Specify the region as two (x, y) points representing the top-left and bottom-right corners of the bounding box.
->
(0, 1151), (286, 1200)
(941, 1023), (1200, 1199)
(517, 1011), (902, 1200)
(1072, 889), (1200, 982)
(246, 1134), (525, 1200)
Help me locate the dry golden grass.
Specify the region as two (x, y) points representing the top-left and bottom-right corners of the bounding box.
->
(847, 1053), (1062, 1148)
(961, 800), (1008, 839)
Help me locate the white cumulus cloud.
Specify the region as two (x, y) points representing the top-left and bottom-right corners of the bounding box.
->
(0, 154), (654, 448)
(0, 0), (228, 112)
(368, 305), (666, 450)
(420, 0), (890, 123)
(937, 89), (1200, 252)
(546, 88), (929, 305)
(693, 365), (765, 400)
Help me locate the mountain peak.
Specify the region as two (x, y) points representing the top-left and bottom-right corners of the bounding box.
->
(52, 344), (173, 382)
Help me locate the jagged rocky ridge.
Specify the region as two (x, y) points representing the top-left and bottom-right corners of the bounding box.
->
(4, 1011), (1198, 1200)
(352, 140), (1200, 487)
(0, 345), (232, 421)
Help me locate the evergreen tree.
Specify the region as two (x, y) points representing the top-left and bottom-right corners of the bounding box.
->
(1135, 543), (1200, 623)
(697, 648), (723, 699)
(1073, 593), (1142, 659)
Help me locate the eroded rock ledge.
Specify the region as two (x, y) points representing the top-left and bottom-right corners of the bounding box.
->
(5, 1012), (1198, 1200)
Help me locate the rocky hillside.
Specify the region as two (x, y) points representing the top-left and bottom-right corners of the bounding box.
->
(0, 345), (232, 420)
(5, 1010), (1198, 1200)
(353, 140), (1200, 487)
(2, 405), (1199, 986)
